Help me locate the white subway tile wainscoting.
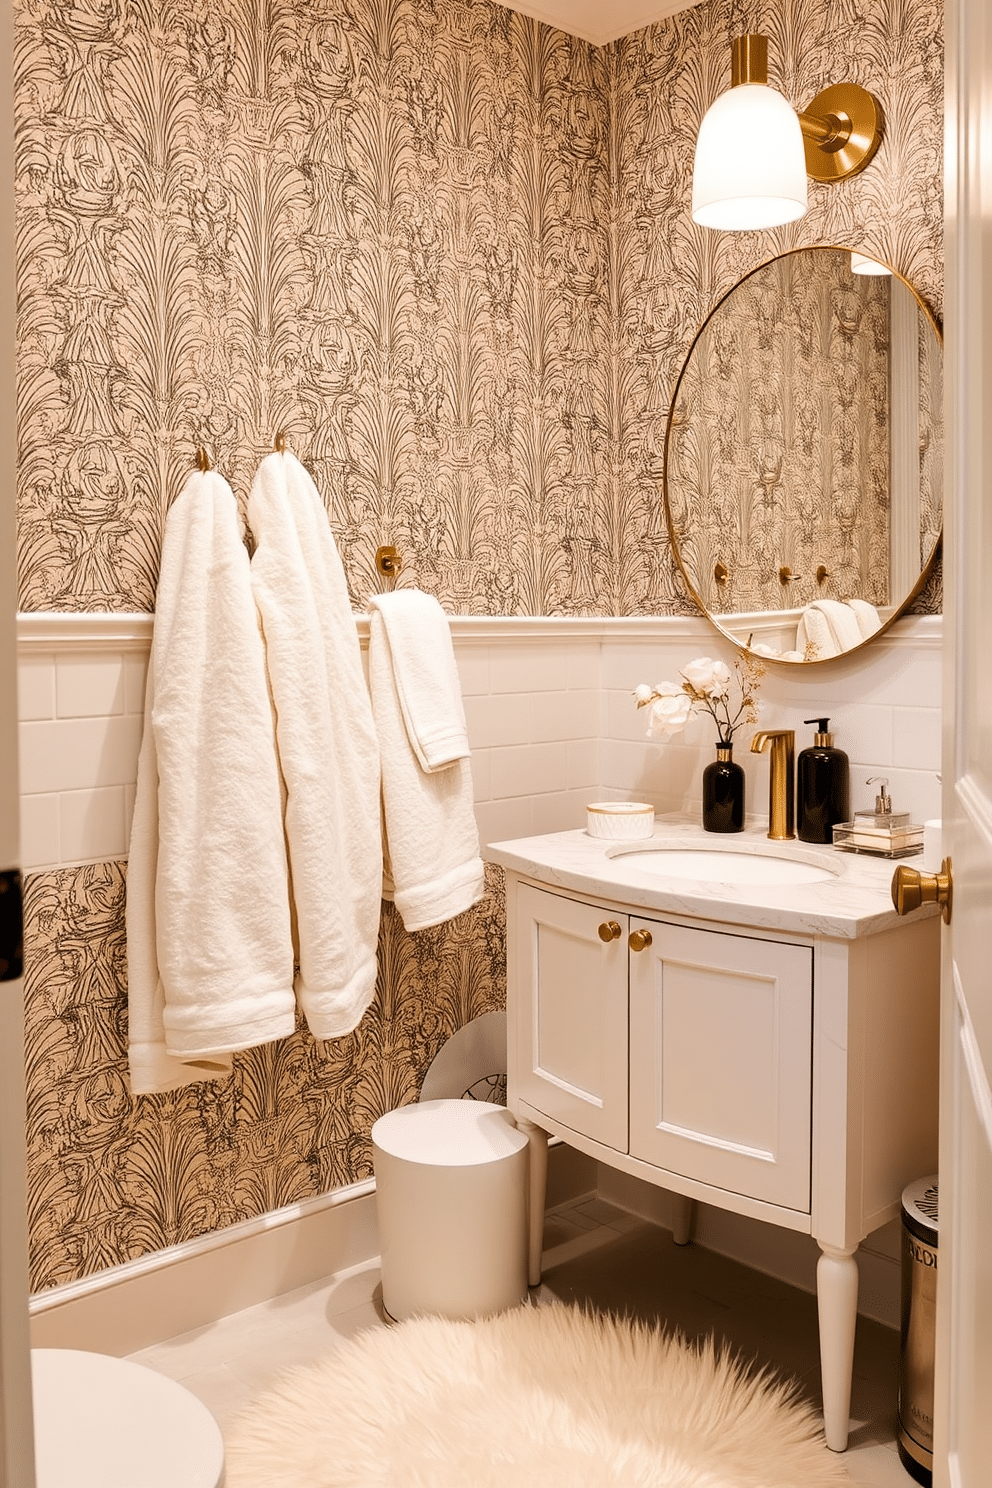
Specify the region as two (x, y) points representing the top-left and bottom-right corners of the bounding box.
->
(16, 612), (942, 871)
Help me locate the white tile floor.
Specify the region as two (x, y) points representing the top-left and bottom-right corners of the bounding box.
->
(130, 1194), (915, 1486)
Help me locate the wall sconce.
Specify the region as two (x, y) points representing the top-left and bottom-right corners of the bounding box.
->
(851, 251), (891, 275)
(692, 35), (883, 231)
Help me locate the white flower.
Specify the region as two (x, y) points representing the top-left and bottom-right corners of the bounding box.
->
(634, 654), (763, 748)
(646, 689), (692, 739)
(681, 657), (730, 697)
(709, 660), (731, 697)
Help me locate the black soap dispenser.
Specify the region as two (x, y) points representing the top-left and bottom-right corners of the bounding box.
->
(797, 718), (850, 844)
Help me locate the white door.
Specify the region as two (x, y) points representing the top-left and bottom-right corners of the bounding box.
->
(935, 0), (992, 1480)
(0, 0), (37, 1481)
(511, 884), (629, 1150)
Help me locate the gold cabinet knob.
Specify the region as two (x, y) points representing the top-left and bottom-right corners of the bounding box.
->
(628, 928), (653, 952)
(891, 857), (952, 924)
(598, 920), (622, 942)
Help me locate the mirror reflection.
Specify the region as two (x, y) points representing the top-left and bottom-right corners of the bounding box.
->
(663, 247), (942, 663)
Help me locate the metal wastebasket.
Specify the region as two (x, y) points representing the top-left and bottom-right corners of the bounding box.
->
(898, 1174), (939, 1486)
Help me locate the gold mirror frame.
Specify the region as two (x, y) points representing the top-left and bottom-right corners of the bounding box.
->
(661, 246), (943, 666)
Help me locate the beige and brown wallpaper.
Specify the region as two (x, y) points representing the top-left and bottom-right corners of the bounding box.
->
(15, 0), (943, 1290)
(24, 861), (504, 1291)
(15, 0), (613, 616)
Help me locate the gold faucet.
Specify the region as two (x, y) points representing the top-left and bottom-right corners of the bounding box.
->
(750, 730), (795, 840)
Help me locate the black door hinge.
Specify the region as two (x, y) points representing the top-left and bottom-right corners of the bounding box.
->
(0, 870), (23, 982)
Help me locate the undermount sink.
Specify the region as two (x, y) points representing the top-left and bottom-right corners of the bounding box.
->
(608, 845), (838, 886)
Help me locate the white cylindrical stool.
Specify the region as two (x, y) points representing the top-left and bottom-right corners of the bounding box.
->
(372, 1099), (529, 1322)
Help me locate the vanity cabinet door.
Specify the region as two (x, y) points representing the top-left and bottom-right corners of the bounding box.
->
(628, 920), (813, 1212)
(513, 885), (629, 1150)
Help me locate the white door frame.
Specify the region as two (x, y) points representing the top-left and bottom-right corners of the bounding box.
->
(0, 0), (36, 1481)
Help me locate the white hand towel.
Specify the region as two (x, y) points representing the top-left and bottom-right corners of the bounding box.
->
(369, 608), (485, 933)
(126, 469), (296, 1096)
(847, 598), (882, 639)
(795, 606), (838, 660)
(809, 598), (863, 652)
(367, 591), (470, 771)
(249, 451), (382, 1039)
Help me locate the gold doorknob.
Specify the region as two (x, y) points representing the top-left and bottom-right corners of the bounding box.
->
(891, 857), (952, 924)
(598, 921), (622, 942)
(629, 928), (653, 952)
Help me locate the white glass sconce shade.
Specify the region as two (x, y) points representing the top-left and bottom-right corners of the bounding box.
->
(692, 85), (809, 230)
(851, 251), (891, 275)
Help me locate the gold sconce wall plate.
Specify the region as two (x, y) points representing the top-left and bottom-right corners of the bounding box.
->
(799, 83), (884, 183)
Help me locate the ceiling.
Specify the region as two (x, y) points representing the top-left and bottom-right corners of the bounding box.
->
(497, 0), (696, 48)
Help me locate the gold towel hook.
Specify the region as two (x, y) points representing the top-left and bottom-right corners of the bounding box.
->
(273, 430), (287, 454)
(195, 445), (211, 472)
(376, 546), (403, 579)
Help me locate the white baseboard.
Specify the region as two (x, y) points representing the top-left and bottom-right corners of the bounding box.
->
(29, 1141), (596, 1357)
(596, 1165), (901, 1331)
(30, 1180), (380, 1357)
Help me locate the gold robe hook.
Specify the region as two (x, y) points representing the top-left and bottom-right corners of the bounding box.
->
(195, 446), (211, 472)
(273, 430), (287, 453)
(376, 546), (403, 579)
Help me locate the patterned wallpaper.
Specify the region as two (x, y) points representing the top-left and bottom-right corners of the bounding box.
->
(15, 0), (943, 1289)
(24, 861), (504, 1292)
(15, 0), (613, 616)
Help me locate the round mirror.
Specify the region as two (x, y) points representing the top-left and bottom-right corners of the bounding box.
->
(662, 246), (942, 663)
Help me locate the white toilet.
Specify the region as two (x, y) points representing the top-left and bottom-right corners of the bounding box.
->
(32, 1349), (225, 1488)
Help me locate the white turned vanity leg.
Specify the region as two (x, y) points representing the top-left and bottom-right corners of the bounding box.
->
(516, 1117), (549, 1287)
(816, 1243), (859, 1452)
(671, 1193), (694, 1246)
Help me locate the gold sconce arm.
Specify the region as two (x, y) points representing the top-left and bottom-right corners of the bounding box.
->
(728, 36), (883, 186)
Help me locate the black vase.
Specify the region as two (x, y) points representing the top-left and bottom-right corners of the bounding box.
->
(702, 742), (745, 833)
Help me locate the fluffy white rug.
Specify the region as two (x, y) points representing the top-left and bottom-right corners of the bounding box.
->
(225, 1304), (850, 1488)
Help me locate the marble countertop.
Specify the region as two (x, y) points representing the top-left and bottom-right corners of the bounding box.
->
(483, 819), (940, 940)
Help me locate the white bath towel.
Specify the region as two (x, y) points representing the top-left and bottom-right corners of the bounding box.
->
(369, 605), (485, 933)
(795, 606), (838, 661)
(367, 591), (470, 771)
(126, 469), (296, 1096)
(847, 598), (882, 639)
(249, 451), (382, 1039)
(811, 599), (863, 652)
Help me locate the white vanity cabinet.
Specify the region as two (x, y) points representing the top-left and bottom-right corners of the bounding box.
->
(493, 829), (941, 1454)
(514, 885), (814, 1212)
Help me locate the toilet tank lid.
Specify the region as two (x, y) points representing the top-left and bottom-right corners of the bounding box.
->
(372, 1099), (528, 1166)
